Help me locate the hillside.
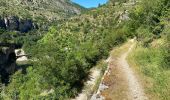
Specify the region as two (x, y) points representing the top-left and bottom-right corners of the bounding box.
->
(0, 0), (84, 21)
(0, 0), (130, 99)
(0, 0), (169, 100)
(0, 0), (85, 45)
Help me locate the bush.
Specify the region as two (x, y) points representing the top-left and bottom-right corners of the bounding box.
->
(129, 45), (170, 100)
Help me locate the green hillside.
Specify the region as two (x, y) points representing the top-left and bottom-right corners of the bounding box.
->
(0, 0), (169, 100)
(0, 0), (85, 47)
(0, 0), (84, 21)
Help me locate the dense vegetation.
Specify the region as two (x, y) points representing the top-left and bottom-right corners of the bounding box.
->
(127, 0), (170, 99)
(0, 0), (169, 100)
(0, 0), (84, 21)
(0, 0), (129, 99)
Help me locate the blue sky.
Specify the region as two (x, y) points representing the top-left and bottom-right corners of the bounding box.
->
(71, 0), (108, 8)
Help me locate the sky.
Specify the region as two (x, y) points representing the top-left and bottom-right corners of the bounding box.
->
(71, 0), (108, 8)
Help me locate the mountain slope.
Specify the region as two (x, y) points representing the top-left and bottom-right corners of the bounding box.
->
(0, 0), (84, 21)
(0, 0), (85, 44)
(0, 1), (130, 99)
(0, 0), (169, 100)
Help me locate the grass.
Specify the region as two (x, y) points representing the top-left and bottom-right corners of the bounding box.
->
(111, 39), (131, 58)
(127, 40), (170, 100)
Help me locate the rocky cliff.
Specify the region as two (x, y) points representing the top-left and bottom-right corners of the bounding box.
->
(0, 16), (37, 33)
(0, 44), (16, 84)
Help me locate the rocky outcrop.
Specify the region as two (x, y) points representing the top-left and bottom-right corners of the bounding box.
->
(15, 49), (28, 62)
(6, 16), (20, 30)
(0, 16), (37, 33)
(0, 45), (16, 83)
(0, 18), (6, 29)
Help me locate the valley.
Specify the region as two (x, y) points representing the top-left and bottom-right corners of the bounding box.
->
(0, 0), (169, 100)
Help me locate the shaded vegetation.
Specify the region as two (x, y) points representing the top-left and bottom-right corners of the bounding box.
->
(127, 0), (170, 99)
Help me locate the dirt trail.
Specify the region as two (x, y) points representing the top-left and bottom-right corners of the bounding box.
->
(91, 39), (148, 100)
(118, 41), (147, 100)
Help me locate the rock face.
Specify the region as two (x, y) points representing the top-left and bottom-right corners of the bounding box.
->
(15, 49), (28, 62)
(0, 45), (16, 84)
(0, 16), (37, 33)
(0, 18), (6, 29)
(19, 19), (34, 33)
